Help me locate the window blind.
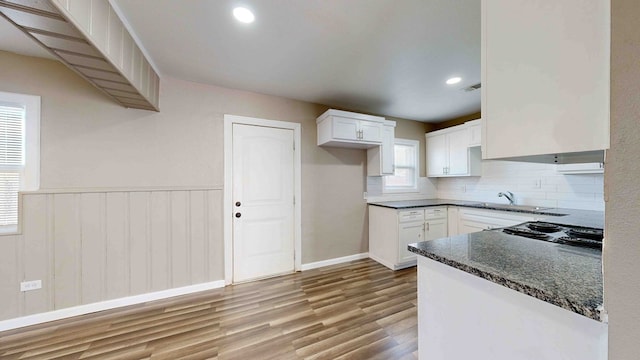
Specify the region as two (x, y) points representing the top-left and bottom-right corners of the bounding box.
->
(0, 104), (24, 227)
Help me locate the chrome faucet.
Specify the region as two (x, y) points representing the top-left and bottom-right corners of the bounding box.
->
(498, 191), (515, 205)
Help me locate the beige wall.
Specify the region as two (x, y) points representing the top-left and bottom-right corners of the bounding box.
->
(430, 111), (481, 131)
(0, 50), (427, 319)
(605, 0), (640, 358)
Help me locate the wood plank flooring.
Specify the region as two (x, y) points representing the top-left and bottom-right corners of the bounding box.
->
(0, 259), (417, 359)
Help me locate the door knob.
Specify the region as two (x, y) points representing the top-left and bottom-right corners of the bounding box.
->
(235, 201), (241, 207)
(235, 213), (241, 218)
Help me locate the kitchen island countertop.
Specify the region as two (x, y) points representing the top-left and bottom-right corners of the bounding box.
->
(408, 229), (604, 321)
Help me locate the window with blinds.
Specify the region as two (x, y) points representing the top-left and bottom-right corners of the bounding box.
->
(0, 104), (25, 227)
(383, 138), (420, 193)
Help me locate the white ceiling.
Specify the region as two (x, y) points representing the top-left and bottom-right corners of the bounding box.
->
(0, 0), (481, 122)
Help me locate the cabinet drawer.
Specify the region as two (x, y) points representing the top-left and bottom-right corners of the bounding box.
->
(399, 209), (424, 223)
(425, 207), (447, 220)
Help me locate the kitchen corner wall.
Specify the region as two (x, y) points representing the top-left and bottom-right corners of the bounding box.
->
(437, 160), (604, 211)
(0, 50), (373, 321)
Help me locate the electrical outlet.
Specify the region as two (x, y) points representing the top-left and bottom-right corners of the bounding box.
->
(20, 280), (42, 292)
(534, 179), (542, 189)
(363, 192), (367, 199)
(461, 185), (466, 193)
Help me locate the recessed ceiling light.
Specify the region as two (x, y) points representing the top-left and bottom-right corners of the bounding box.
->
(233, 7), (255, 23)
(446, 77), (462, 85)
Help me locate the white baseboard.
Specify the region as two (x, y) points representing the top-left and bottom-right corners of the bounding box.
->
(0, 280), (225, 332)
(300, 252), (369, 271)
(368, 253), (396, 270)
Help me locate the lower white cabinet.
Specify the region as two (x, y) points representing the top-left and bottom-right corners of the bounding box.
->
(425, 207), (448, 241)
(456, 208), (537, 234)
(447, 207), (460, 236)
(398, 221), (425, 264)
(369, 205), (448, 270)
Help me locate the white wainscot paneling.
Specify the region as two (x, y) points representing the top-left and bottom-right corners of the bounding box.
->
(0, 188), (223, 321)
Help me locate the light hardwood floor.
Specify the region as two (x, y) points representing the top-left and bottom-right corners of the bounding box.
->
(0, 259), (417, 359)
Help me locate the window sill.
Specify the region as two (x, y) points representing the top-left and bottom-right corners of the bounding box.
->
(0, 225), (19, 236)
(382, 188), (419, 194)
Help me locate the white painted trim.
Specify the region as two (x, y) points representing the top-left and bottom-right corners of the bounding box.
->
(301, 253), (370, 271)
(368, 253), (416, 271)
(223, 115), (302, 285)
(21, 186), (223, 195)
(367, 253), (396, 271)
(0, 280), (225, 332)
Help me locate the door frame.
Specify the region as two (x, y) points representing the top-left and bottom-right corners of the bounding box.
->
(223, 114), (302, 285)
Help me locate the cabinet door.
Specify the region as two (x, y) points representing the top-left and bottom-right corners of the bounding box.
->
(381, 125), (395, 174)
(426, 133), (447, 176)
(447, 207), (459, 236)
(459, 220), (492, 235)
(332, 116), (359, 140)
(360, 120), (382, 142)
(468, 120), (482, 147)
(425, 219), (448, 241)
(447, 128), (470, 175)
(482, 0), (609, 159)
(398, 222), (423, 263)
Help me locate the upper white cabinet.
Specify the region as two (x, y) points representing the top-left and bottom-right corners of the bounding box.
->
(467, 119), (482, 147)
(426, 124), (481, 177)
(481, 0), (609, 160)
(367, 121), (396, 176)
(317, 109), (385, 148)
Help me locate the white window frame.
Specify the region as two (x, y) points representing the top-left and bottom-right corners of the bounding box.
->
(383, 138), (419, 193)
(0, 91), (40, 234)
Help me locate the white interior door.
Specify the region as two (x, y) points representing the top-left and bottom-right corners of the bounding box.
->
(232, 124), (294, 282)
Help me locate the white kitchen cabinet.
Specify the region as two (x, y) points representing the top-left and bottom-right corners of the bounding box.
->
(467, 119), (482, 147)
(481, 0), (609, 161)
(317, 109), (384, 148)
(398, 221), (425, 264)
(370, 206), (448, 270)
(425, 207), (447, 241)
(367, 121), (397, 176)
(426, 124), (481, 177)
(447, 207), (460, 237)
(557, 163), (604, 175)
(370, 206), (423, 270)
(456, 208), (537, 234)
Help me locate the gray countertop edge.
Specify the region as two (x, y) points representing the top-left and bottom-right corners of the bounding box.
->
(368, 199), (604, 229)
(409, 245), (603, 321)
(369, 201), (565, 216)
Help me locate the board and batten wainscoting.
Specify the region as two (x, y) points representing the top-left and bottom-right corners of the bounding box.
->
(0, 187), (224, 327)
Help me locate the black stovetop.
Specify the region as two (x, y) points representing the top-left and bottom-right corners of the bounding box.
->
(502, 221), (603, 249)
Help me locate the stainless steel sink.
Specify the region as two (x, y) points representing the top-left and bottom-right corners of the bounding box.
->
(468, 202), (552, 212)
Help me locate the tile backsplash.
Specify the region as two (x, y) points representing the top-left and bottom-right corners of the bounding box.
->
(436, 160), (604, 211)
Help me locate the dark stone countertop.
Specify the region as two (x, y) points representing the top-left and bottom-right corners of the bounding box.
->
(408, 230), (604, 321)
(368, 199), (603, 229)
